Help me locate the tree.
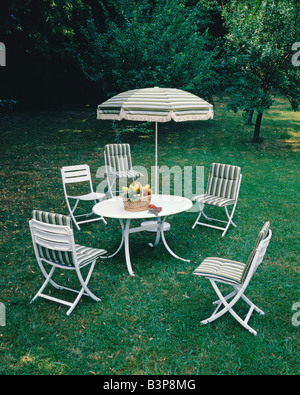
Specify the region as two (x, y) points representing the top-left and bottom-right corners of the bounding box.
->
(0, 0), (221, 106)
(70, 0), (220, 101)
(221, 0), (300, 142)
(0, 0), (99, 107)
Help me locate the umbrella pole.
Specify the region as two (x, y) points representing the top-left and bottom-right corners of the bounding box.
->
(155, 121), (158, 194)
(142, 121), (171, 233)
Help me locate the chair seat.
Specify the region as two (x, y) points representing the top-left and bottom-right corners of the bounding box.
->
(193, 194), (235, 207)
(68, 192), (106, 201)
(193, 257), (246, 285)
(106, 170), (143, 179)
(39, 244), (107, 268)
(75, 244), (107, 268)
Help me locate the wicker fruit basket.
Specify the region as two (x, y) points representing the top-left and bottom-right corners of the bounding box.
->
(122, 182), (152, 212)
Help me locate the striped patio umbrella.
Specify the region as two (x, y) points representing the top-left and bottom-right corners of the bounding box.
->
(97, 87), (213, 193)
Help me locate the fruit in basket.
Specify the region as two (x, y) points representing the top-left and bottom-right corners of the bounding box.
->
(122, 182), (152, 202)
(140, 184), (151, 196)
(131, 193), (140, 202)
(127, 188), (135, 199)
(130, 182), (140, 193)
(142, 188), (148, 197)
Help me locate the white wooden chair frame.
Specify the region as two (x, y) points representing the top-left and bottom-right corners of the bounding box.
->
(29, 217), (105, 315)
(104, 144), (142, 198)
(195, 227), (272, 335)
(61, 164), (107, 230)
(192, 165), (242, 237)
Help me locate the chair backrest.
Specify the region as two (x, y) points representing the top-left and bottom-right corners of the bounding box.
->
(241, 222), (272, 284)
(61, 164), (92, 185)
(206, 163), (241, 200)
(29, 210), (76, 268)
(104, 144), (133, 173)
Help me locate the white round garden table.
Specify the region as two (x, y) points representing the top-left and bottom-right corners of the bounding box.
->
(93, 194), (192, 276)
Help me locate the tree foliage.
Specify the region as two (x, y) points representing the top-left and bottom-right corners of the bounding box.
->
(221, 0), (300, 141)
(67, 0), (220, 101)
(0, 0), (96, 106)
(0, 0), (299, 145)
(0, 0), (221, 106)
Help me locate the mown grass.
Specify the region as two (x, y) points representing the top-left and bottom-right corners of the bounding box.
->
(0, 95), (299, 375)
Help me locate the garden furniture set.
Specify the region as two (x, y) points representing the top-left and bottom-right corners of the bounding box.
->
(29, 143), (272, 335)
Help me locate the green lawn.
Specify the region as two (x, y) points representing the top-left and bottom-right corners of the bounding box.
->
(0, 95), (299, 375)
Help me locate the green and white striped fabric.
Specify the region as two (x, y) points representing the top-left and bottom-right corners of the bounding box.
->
(105, 144), (132, 172)
(32, 210), (106, 268)
(33, 210), (72, 227)
(74, 244), (107, 268)
(241, 222), (270, 283)
(105, 143), (143, 178)
(193, 222), (271, 285)
(98, 87), (213, 122)
(207, 163), (241, 200)
(193, 257), (245, 285)
(194, 163), (241, 206)
(193, 194), (235, 207)
(254, 221), (270, 250)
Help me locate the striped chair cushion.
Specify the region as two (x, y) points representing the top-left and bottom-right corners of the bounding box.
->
(106, 169), (143, 179)
(193, 194), (235, 207)
(206, 163), (241, 200)
(75, 245), (107, 268)
(193, 257), (245, 285)
(241, 222), (270, 283)
(105, 144), (132, 173)
(36, 243), (106, 268)
(32, 209), (72, 227)
(194, 222), (271, 286)
(32, 210), (106, 267)
(254, 221), (270, 250)
(36, 244), (74, 267)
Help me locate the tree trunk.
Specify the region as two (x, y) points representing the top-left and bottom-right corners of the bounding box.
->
(252, 111), (264, 143)
(245, 109), (254, 124)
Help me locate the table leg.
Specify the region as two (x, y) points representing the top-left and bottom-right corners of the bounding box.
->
(106, 216), (189, 275)
(160, 217), (190, 262)
(149, 219), (161, 247)
(124, 219), (135, 276)
(108, 219), (125, 258)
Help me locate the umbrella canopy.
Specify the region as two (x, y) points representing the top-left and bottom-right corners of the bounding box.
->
(97, 87), (213, 193)
(97, 87), (213, 122)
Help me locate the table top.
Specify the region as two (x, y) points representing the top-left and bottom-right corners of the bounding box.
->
(93, 194), (193, 220)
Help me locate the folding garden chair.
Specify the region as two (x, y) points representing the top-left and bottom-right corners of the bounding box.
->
(61, 164), (107, 230)
(29, 210), (107, 315)
(192, 163), (242, 236)
(104, 143), (143, 197)
(193, 222), (272, 335)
